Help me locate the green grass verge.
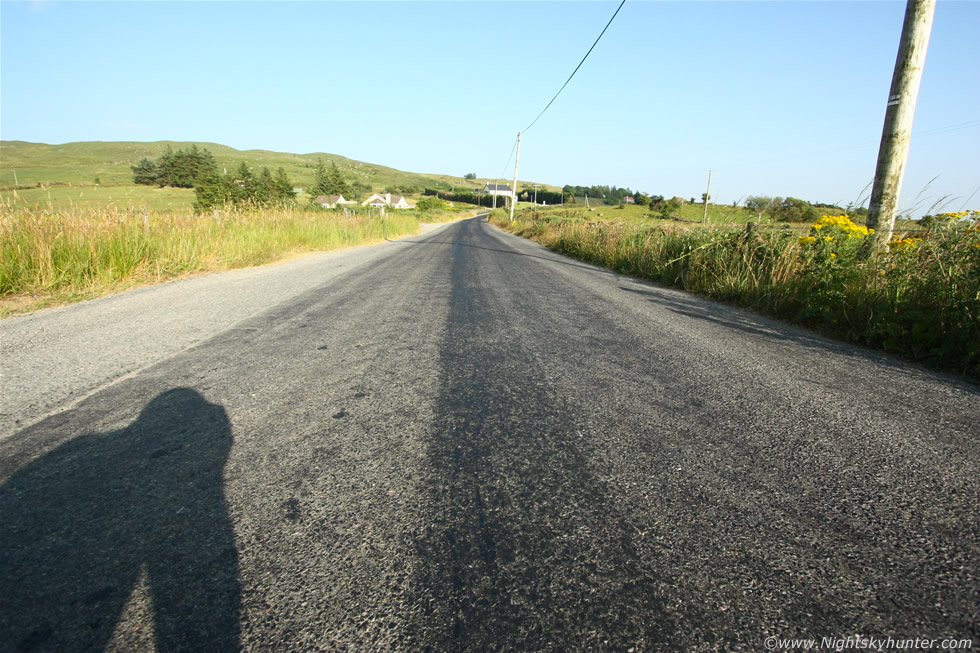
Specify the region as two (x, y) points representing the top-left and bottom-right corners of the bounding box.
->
(492, 207), (980, 381)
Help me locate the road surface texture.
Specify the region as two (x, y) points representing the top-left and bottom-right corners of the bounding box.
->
(1, 217), (977, 651)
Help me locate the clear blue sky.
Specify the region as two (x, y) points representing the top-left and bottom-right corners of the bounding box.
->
(2, 0), (978, 212)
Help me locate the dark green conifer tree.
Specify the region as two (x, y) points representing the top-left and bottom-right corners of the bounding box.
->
(274, 167), (294, 204)
(193, 168), (233, 211)
(309, 159), (331, 201)
(131, 158), (159, 185)
(156, 147), (175, 187)
(255, 167), (274, 206)
(326, 162), (351, 197)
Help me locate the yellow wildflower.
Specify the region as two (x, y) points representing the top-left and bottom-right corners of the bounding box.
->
(810, 214), (872, 238)
(889, 236), (924, 250)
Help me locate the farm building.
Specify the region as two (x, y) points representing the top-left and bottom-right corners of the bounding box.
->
(480, 183), (515, 201)
(361, 193), (415, 209)
(315, 194), (356, 208)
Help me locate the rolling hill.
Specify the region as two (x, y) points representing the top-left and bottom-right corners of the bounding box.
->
(0, 140), (562, 213)
(0, 140), (463, 193)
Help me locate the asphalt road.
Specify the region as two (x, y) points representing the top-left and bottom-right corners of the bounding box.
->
(1, 217), (977, 651)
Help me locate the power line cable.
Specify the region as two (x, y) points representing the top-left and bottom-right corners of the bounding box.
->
(916, 119), (980, 136)
(522, 0), (626, 134)
(484, 134), (520, 209)
(499, 134), (518, 181)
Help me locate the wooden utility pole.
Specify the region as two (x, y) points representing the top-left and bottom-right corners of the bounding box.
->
(702, 170), (713, 223)
(865, 0), (936, 250)
(509, 131), (521, 223)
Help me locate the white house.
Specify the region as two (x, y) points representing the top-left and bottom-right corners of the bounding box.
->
(363, 194), (386, 208)
(315, 194), (356, 208)
(361, 192), (415, 209)
(481, 183), (515, 201)
(389, 195), (415, 209)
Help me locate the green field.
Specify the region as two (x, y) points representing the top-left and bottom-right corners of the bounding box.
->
(0, 141), (561, 214)
(524, 201), (761, 224)
(3, 185), (197, 213)
(0, 140), (453, 190)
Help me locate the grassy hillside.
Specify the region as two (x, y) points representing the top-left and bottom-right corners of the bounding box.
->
(0, 140), (461, 201)
(0, 141), (558, 198)
(0, 141), (563, 214)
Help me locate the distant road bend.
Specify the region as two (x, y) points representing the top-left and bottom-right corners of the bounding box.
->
(1, 216), (977, 651)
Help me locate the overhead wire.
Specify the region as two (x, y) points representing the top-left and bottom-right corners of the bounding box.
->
(483, 133), (520, 209)
(522, 0), (626, 134)
(488, 0), (626, 203)
(915, 119), (980, 137)
(499, 135), (518, 182)
(489, 1), (970, 205)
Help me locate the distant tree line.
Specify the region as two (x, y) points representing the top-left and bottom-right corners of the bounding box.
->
(426, 184), (660, 208)
(194, 162), (296, 211)
(519, 189), (565, 206)
(562, 184), (648, 206)
(131, 146), (297, 211)
(423, 189), (501, 207)
(744, 196), (855, 223)
(131, 145), (218, 188)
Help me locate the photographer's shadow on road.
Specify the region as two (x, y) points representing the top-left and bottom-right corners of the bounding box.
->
(0, 388), (241, 652)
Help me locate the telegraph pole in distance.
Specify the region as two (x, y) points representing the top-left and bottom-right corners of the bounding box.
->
(509, 131), (521, 223)
(702, 170), (714, 223)
(865, 0), (936, 251)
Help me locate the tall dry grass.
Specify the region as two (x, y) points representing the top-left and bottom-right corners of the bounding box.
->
(1, 203), (420, 311)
